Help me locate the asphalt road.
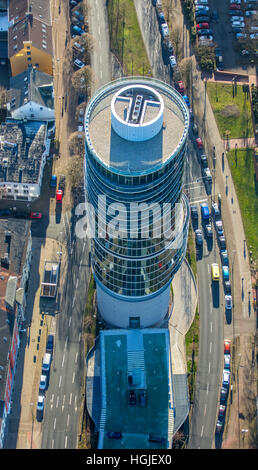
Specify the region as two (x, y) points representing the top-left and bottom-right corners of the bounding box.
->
(40, 217), (91, 449)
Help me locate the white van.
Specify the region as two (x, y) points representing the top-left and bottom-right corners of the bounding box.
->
(42, 353), (52, 373)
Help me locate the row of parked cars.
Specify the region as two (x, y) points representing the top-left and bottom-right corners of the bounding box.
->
(152, 1), (192, 110)
(216, 339), (231, 434)
(194, 0), (215, 46)
(229, 0), (258, 38)
(36, 334), (54, 421)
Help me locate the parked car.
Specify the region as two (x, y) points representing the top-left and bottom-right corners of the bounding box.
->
(222, 370), (230, 387)
(200, 154), (208, 168)
(220, 386), (228, 404)
(219, 236), (226, 249)
(59, 175), (66, 193)
(231, 16), (244, 21)
(139, 390), (147, 406)
(199, 35), (213, 42)
(195, 0), (209, 4)
(232, 21), (245, 28)
(224, 354), (230, 370)
(221, 250), (229, 266)
(195, 15), (210, 22)
(197, 29), (213, 36)
(215, 419), (223, 434)
(169, 55), (177, 67)
(30, 212), (42, 219)
(230, 0), (241, 4)
(71, 25), (84, 36)
(196, 22), (209, 29)
(74, 58), (85, 69)
(195, 5), (210, 11)
(201, 203), (210, 221)
(191, 205), (198, 219)
(215, 220), (224, 237)
(182, 95), (190, 107)
(158, 11), (166, 23)
(42, 352), (52, 374)
(163, 39), (174, 55)
(46, 334), (54, 353)
(225, 295), (232, 310)
(0, 209), (11, 217)
(211, 263), (220, 281)
(195, 9), (209, 17)
(56, 189), (63, 203)
(161, 23), (169, 37)
(73, 10), (84, 21)
(176, 80), (185, 94)
(203, 167), (212, 182)
(73, 42), (85, 53)
(37, 395), (45, 421)
(212, 202), (220, 218)
(224, 339), (231, 354)
(230, 3), (241, 9)
(39, 375), (47, 392)
(196, 137), (203, 149)
(224, 280), (231, 294)
(205, 223), (212, 238)
(222, 266), (229, 282)
(106, 431), (122, 439)
(195, 229), (203, 246)
(128, 390), (137, 405)
(50, 175), (57, 187)
(218, 404), (226, 420)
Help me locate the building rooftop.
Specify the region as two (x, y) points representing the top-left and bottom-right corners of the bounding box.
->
(0, 218), (30, 400)
(8, 0), (52, 58)
(87, 84), (188, 174)
(99, 328), (173, 449)
(0, 119), (47, 185)
(7, 67), (54, 112)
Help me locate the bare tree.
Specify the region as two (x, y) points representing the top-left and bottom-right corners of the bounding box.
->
(72, 65), (93, 91)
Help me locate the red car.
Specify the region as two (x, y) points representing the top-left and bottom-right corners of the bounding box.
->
(196, 137), (203, 149)
(224, 339), (231, 355)
(56, 189), (63, 203)
(229, 3), (241, 9)
(196, 23), (209, 29)
(30, 212), (42, 219)
(177, 80), (185, 94)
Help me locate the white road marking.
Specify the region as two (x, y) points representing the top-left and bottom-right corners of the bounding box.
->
(210, 341), (212, 353)
(75, 352), (78, 364)
(204, 404), (207, 416)
(52, 439), (54, 449)
(190, 198), (208, 205)
(206, 383), (209, 395)
(79, 259), (82, 269)
(69, 393), (73, 405)
(210, 322), (213, 333)
(56, 396), (59, 408)
(201, 425), (204, 437)
(62, 395), (65, 412)
(54, 417), (56, 430)
(65, 336), (68, 348)
(62, 353), (65, 368)
(76, 278), (79, 289)
(65, 435), (68, 449)
(78, 332), (81, 342)
(208, 362), (211, 374)
(67, 414), (70, 427)
(72, 371), (75, 384)
(74, 395), (77, 413)
(59, 376), (62, 388)
(72, 297), (75, 308)
(69, 317), (72, 327)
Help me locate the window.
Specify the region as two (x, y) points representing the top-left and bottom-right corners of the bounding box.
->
(13, 44), (17, 51)
(27, 51), (31, 55)
(35, 63), (39, 67)
(27, 57), (31, 61)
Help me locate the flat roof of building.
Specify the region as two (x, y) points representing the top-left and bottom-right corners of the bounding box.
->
(0, 119), (47, 185)
(99, 328), (172, 449)
(88, 86), (187, 174)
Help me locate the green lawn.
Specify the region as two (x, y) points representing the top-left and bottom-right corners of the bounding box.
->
(207, 82), (254, 139)
(227, 148), (258, 264)
(107, 0), (151, 77)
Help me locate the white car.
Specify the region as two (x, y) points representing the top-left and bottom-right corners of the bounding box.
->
(74, 58), (85, 69)
(39, 375), (47, 392)
(161, 23), (169, 37)
(225, 295), (232, 310)
(232, 21), (245, 28)
(231, 16), (244, 21)
(73, 42), (85, 53)
(224, 354), (230, 370)
(37, 395), (45, 411)
(250, 32), (258, 39)
(194, 0), (208, 4)
(199, 35), (213, 41)
(230, 0), (241, 3)
(195, 5), (210, 10)
(204, 167), (212, 182)
(222, 370), (230, 387)
(169, 55), (177, 67)
(245, 10), (257, 16)
(236, 33), (247, 39)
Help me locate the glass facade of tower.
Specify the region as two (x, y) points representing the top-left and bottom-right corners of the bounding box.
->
(84, 77), (190, 301)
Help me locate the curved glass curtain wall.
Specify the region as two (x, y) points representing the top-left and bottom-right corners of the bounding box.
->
(84, 77), (189, 299)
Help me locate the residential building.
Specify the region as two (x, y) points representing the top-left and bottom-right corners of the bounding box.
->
(0, 218), (32, 448)
(7, 67), (54, 121)
(8, 0), (52, 77)
(84, 77), (190, 328)
(0, 119), (51, 201)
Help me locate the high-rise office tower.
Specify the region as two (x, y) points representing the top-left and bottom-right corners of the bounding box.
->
(84, 77), (190, 328)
